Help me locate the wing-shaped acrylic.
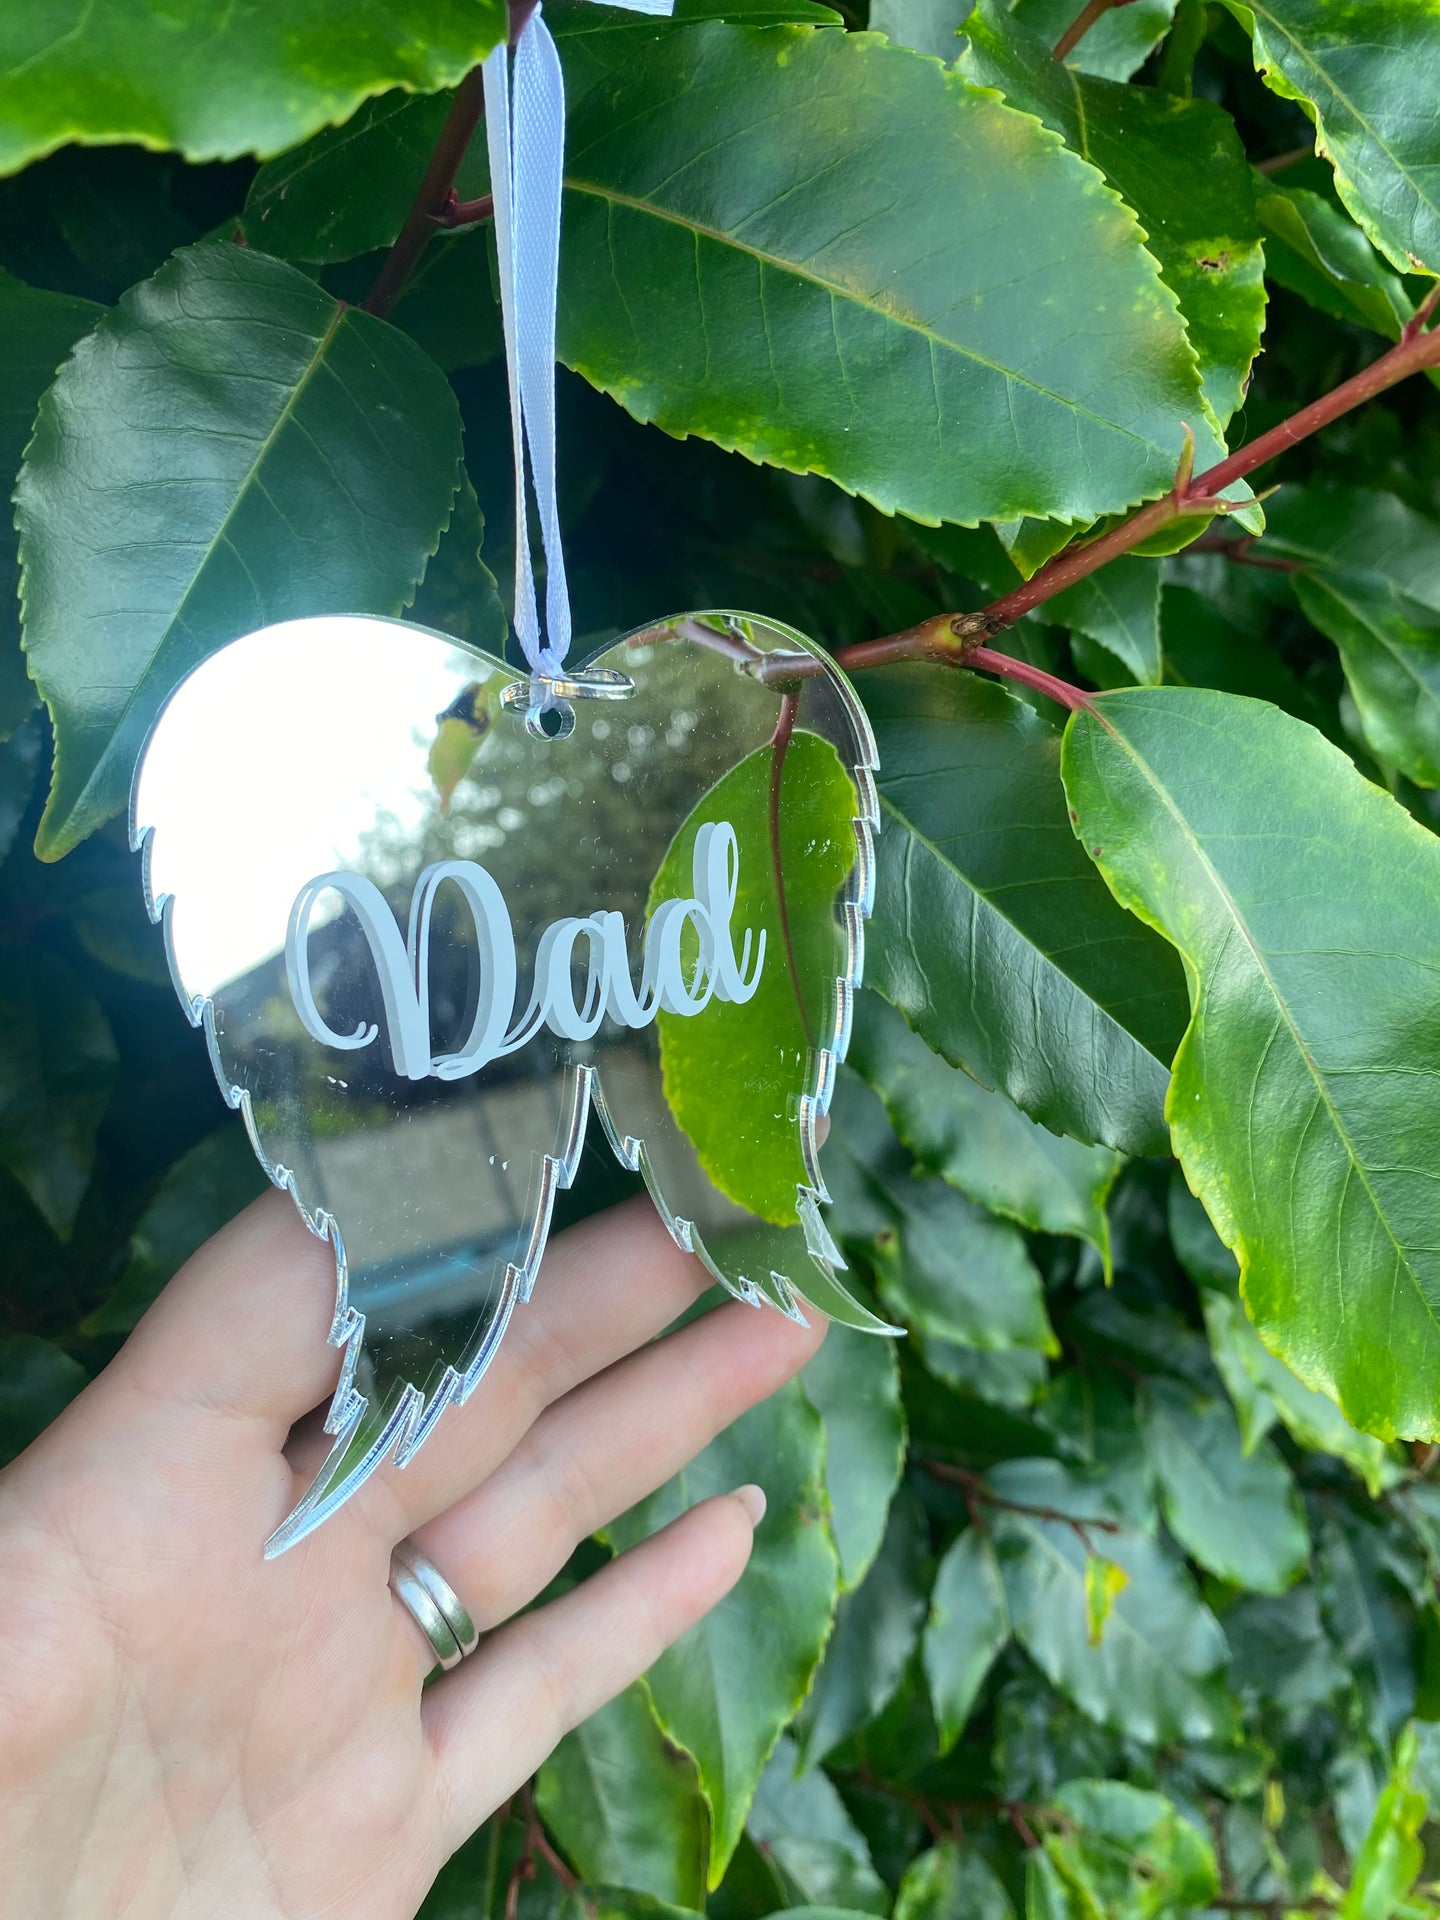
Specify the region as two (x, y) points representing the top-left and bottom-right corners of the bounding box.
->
(131, 610), (895, 1558)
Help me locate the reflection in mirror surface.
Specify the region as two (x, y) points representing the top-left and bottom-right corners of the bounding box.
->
(134, 610), (888, 1552)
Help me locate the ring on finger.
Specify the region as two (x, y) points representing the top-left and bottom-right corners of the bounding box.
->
(389, 1540), (480, 1671)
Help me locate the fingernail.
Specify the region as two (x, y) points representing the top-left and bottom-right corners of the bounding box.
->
(733, 1483), (767, 1527)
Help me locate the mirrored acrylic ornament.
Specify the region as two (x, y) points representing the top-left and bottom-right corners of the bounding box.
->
(133, 610), (896, 1554)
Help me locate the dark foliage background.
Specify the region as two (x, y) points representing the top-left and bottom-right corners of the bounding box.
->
(4, 1), (1440, 1915)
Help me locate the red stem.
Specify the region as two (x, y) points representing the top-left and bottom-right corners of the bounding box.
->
(1255, 143), (1313, 176)
(1053, 0), (1139, 62)
(836, 317), (1440, 702)
(507, 0), (542, 42)
(444, 192), (495, 227)
(1201, 318), (1440, 493)
(769, 692), (813, 1048)
(363, 68), (487, 318)
(965, 646), (1095, 711)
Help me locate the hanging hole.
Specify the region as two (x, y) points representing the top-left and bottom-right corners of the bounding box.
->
(525, 699), (575, 741)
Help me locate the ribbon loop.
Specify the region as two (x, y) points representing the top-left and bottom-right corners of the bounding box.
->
(484, 0), (672, 695)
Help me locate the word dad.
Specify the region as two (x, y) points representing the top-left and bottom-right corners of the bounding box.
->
(285, 820), (765, 1080)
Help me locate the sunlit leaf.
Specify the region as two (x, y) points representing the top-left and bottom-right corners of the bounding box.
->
(0, 2), (507, 175)
(1063, 688), (1440, 1440)
(17, 243), (462, 857)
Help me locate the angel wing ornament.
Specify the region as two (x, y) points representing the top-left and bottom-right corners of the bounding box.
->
(133, 608), (895, 1554)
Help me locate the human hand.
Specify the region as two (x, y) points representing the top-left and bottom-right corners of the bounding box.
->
(0, 1191), (822, 1918)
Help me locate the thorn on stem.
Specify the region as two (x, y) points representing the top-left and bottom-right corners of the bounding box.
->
(1402, 279), (1440, 344)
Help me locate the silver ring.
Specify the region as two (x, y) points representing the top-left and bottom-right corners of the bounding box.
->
(389, 1541), (480, 1671)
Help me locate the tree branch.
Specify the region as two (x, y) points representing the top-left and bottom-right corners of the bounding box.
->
(920, 1459), (1122, 1542)
(1255, 142), (1313, 176)
(360, 0), (552, 319)
(362, 68), (487, 318)
(1053, 0), (1141, 62)
(831, 317), (1440, 704)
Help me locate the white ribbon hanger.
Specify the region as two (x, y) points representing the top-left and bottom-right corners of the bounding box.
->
(483, 0), (673, 726)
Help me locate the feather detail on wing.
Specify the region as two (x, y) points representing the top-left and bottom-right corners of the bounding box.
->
(131, 609), (895, 1558)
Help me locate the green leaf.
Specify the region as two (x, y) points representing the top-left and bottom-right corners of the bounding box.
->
(1202, 1286), (1399, 1496)
(1264, 487), (1440, 601)
(0, 2), (507, 175)
(1293, 571), (1440, 786)
(82, 1123), (267, 1337)
(863, 664), (1188, 1156)
(894, 1843), (1017, 1920)
(1154, 0), (1205, 94)
(962, 2), (1266, 426)
(926, 1340), (1051, 1414)
(923, 1525), (1012, 1749)
(535, 1682), (709, 1909)
(1041, 1781), (1219, 1919)
(0, 1331), (86, 1465)
(798, 1324), (906, 1592)
(988, 1458), (1231, 1743)
(570, 1895), (706, 1920)
(1182, 1182), (1413, 1482)
(1197, 1286), (1277, 1451)
(17, 242), (463, 858)
(1224, 0), (1440, 273)
(795, 1490), (927, 1767)
(244, 90), (490, 264)
(1256, 180), (1415, 338)
(1140, 1376), (1310, 1594)
(1061, 687), (1440, 1440)
(0, 270), (103, 739)
(867, 0), (969, 62)
(998, 514), (1083, 583)
(746, 1737), (888, 1915)
(1036, 1363), (1153, 1533)
(1025, 1850), (1075, 1920)
(993, 1666), (1130, 1808)
(1342, 1724), (1428, 1920)
(820, 1067), (912, 1247)
(1009, 0), (1179, 80)
(1047, 560), (1164, 689)
(849, 990), (1121, 1272)
(557, 22), (1217, 530)
(603, 1380), (839, 1885)
(652, 731), (856, 1228)
(1225, 1583), (1349, 1714)
(1319, 1509), (1419, 1750)
(1259, 489), (1440, 787)
(0, 950), (116, 1237)
(1161, 584), (1324, 724)
(379, 234), (505, 374)
(65, 881), (184, 987)
(873, 1172), (1057, 1357)
(408, 476), (509, 657)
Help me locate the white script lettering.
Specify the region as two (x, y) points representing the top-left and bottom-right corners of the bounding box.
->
(284, 820), (765, 1080)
